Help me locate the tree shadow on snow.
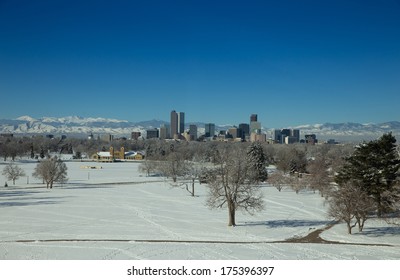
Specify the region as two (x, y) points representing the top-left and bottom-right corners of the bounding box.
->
(0, 190), (69, 207)
(0, 199), (64, 207)
(356, 226), (400, 237)
(0, 190), (45, 198)
(61, 185), (113, 190)
(239, 219), (329, 228)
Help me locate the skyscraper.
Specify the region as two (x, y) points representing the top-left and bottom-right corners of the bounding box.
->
(250, 114), (261, 133)
(170, 110), (178, 138)
(292, 129), (300, 143)
(159, 124), (170, 140)
(275, 129), (301, 144)
(205, 123), (215, 138)
(189, 124), (197, 141)
(250, 114), (258, 122)
(146, 128), (159, 139)
(239, 123), (250, 139)
(178, 112), (185, 134)
(250, 121), (261, 133)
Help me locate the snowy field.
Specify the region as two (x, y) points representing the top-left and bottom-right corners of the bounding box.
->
(1, 161), (400, 260)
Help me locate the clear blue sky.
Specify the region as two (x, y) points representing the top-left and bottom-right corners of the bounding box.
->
(1, 0), (399, 128)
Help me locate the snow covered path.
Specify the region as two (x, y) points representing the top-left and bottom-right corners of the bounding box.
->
(1, 161), (399, 259)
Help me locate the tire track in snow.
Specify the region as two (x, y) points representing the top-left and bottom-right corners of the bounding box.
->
(102, 197), (183, 241)
(264, 197), (324, 220)
(2, 238), (394, 247)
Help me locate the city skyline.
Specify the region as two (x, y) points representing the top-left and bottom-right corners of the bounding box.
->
(144, 110), (273, 142)
(1, 0), (399, 128)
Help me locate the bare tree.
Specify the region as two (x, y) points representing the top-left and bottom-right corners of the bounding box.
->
(268, 170), (306, 193)
(0, 140), (14, 161)
(32, 157), (68, 189)
(206, 144), (264, 226)
(325, 144), (353, 175)
(287, 172), (309, 194)
(268, 170), (309, 194)
(182, 159), (204, 197)
(306, 157), (331, 197)
(156, 150), (188, 183)
(276, 146), (307, 174)
(164, 159), (204, 197)
(382, 183), (400, 226)
(2, 163), (26, 185)
(328, 181), (374, 234)
(267, 170), (287, 192)
(138, 158), (157, 177)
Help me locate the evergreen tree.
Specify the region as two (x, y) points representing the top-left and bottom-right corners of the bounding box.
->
(30, 144), (35, 159)
(336, 133), (400, 217)
(247, 142), (268, 182)
(40, 147), (45, 159)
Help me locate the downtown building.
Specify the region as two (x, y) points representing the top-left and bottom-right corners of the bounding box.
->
(274, 129), (300, 144)
(205, 123), (216, 138)
(249, 114), (266, 142)
(170, 110), (185, 139)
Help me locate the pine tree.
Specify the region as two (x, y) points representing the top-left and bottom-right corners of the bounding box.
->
(336, 133), (400, 217)
(247, 142), (268, 182)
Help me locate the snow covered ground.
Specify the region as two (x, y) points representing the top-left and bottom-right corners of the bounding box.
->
(0, 161), (399, 260)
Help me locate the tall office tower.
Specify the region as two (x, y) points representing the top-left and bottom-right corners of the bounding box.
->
(146, 128), (159, 139)
(291, 129), (300, 143)
(170, 110), (178, 137)
(189, 124), (197, 141)
(274, 129), (282, 143)
(275, 128), (301, 144)
(250, 114), (261, 134)
(159, 124), (171, 140)
(250, 121), (261, 133)
(281, 129), (291, 144)
(239, 123), (250, 139)
(178, 112), (185, 134)
(250, 114), (258, 122)
(205, 123), (215, 137)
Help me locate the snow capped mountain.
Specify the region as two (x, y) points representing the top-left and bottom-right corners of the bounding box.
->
(37, 116), (129, 125)
(0, 116), (141, 136)
(16, 115), (38, 122)
(293, 122), (400, 141)
(1, 116), (399, 141)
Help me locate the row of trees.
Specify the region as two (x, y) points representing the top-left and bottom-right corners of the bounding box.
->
(0, 135), (147, 161)
(3, 133), (399, 232)
(138, 140), (353, 227)
(139, 134), (400, 232)
(139, 142), (268, 226)
(2, 157), (68, 189)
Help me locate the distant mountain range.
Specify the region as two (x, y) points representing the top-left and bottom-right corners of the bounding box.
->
(293, 122), (400, 141)
(1, 116), (399, 142)
(0, 116), (162, 137)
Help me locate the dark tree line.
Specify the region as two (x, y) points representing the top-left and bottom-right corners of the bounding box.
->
(141, 136), (399, 231)
(0, 135), (148, 161)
